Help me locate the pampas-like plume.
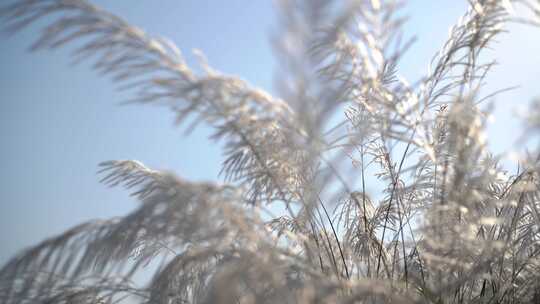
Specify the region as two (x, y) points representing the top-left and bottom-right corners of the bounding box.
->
(2, 0), (540, 303)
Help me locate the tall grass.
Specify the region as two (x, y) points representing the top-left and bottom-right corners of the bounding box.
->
(1, 0), (540, 303)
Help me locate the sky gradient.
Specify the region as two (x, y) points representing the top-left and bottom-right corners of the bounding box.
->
(1, 1), (539, 265)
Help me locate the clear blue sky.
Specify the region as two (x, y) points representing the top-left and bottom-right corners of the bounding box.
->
(1, 1), (539, 265)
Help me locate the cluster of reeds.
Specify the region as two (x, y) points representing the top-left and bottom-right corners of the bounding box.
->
(1, 0), (540, 303)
